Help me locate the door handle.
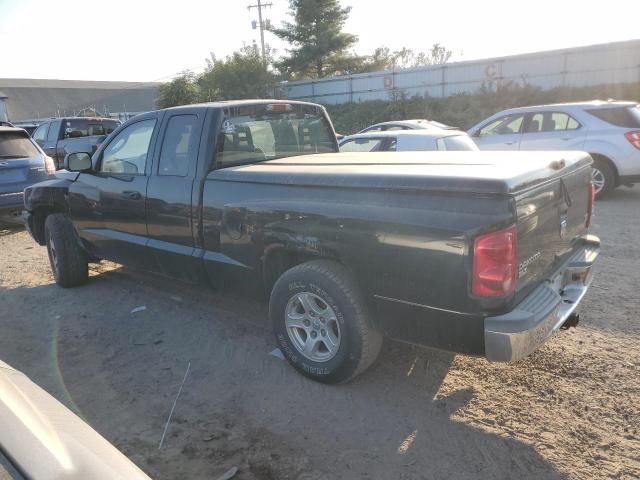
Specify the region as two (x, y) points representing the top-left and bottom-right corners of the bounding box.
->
(122, 191), (142, 200)
(504, 141), (517, 145)
(562, 137), (573, 141)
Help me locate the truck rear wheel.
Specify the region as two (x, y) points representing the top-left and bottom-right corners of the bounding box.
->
(44, 213), (88, 288)
(269, 260), (382, 384)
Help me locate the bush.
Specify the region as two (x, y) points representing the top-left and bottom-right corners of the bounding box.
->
(325, 81), (640, 134)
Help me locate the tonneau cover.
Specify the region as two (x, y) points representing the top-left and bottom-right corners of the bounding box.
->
(212, 151), (593, 195)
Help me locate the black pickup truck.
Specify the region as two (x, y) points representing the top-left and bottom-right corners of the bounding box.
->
(23, 100), (600, 383)
(31, 117), (120, 169)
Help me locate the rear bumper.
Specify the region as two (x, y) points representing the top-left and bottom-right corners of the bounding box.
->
(484, 235), (600, 362)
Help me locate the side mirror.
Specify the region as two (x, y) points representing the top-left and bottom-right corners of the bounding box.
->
(64, 152), (93, 172)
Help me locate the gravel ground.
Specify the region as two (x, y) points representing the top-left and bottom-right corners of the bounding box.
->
(0, 186), (638, 480)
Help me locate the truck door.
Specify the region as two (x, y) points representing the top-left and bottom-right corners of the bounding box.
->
(146, 108), (205, 282)
(44, 120), (63, 166)
(67, 112), (161, 270)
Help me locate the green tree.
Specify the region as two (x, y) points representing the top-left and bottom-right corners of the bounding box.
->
(198, 43), (277, 101)
(156, 71), (200, 108)
(270, 0), (359, 79)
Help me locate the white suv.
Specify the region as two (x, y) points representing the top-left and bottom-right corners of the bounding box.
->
(468, 101), (640, 197)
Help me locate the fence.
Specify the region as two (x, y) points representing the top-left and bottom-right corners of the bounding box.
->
(282, 40), (640, 105)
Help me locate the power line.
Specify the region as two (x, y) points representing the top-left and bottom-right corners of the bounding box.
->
(247, 0), (273, 63)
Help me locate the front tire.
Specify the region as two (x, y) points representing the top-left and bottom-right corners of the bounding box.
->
(44, 213), (88, 287)
(591, 158), (616, 199)
(269, 260), (382, 384)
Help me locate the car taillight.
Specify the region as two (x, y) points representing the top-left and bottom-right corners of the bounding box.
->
(44, 156), (56, 174)
(472, 225), (518, 297)
(625, 131), (640, 150)
(586, 182), (596, 228)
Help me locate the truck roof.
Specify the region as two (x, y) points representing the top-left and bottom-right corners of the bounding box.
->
(165, 99), (324, 112)
(212, 151), (592, 195)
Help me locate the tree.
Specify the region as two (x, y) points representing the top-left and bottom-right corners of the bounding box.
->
(270, 0), (359, 79)
(198, 43), (277, 101)
(156, 71), (200, 109)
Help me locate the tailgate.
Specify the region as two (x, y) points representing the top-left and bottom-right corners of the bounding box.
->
(514, 160), (592, 299)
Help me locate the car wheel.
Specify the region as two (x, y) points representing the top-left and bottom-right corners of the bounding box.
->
(270, 260), (382, 384)
(591, 159), (615, 199)
(44, 213), (88, 287)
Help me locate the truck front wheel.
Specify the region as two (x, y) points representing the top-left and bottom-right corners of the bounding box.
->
(269, 260), (382, 384)
(44, 213), (88, 288)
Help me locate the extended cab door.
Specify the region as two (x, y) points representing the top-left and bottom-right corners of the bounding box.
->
(146, 108), (205, 282)
(67, 112), (161, 270)
(471, 113), (525, 150)
(518, 111), (586, 151)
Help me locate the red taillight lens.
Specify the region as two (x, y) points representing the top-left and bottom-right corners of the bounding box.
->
(472, 225), (518, 297)
(625, 131), (640, 150)
(266, 103), (293, 113)
(586, 182), (596, 228)
(44, 156), (56, 174)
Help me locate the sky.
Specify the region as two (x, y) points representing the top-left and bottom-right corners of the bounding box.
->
(0, 0), (638, 82)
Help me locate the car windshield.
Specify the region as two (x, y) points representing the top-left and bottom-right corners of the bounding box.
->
(0, 132), (40, 158)
(215, 104), (337, 168)
(586, 106), (640, 128)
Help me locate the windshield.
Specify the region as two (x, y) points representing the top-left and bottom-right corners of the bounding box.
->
(215, 104), (337, 168)
(0, 132), (41, 158)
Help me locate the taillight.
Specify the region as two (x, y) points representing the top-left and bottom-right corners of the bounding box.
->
(266, 103), (293, 113)
(586, 182), (596, 228)
(625, 131), (640, 150)
(472, 225), (518, 297)
(44, 156), (56, 174)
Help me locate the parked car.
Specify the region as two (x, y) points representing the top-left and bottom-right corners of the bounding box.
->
(468, 100), (640, 198)
(23, 100), (599, 384)
(358, 119), (457, 133)
(339, 130), (478, 152)
(31, 117), (121, 169)
(0, 126), (55, 223)
(0, 358), (150, 479)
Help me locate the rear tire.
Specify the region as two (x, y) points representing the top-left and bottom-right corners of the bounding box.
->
(44, 213), (88, 287)
(269, 260), (382, 384)
(591, 158), (616, 199)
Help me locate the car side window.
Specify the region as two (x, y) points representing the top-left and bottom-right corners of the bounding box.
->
(32, 123), (49, 143)
(385, 126), (406, 131)
(526, 112), (580, 133)
(46, 120), (62, 141)
(478, 114), (524, 136)
(158, 115), (198, 177)
(100, 119), (156, 174)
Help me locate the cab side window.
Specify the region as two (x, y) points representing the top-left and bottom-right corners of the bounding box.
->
(158, 115), (198, 177)
(100, 119), (156, 174)
(32, 123), (49, 144)
(525, 112), (581, 133)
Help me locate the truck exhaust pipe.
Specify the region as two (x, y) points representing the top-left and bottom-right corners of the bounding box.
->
(561, 313), (580, 330)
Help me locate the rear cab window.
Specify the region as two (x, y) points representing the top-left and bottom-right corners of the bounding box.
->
(64, 118), (121, 138)
(0, 131), (41, 158)
(586, 106), (640, 128)
(215, 103), (337, 169)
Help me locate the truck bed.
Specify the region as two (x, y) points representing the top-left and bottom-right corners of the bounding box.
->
(212, 151), (593, 195)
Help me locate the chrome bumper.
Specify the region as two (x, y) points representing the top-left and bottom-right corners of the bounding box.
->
(484, 236), (600, 362)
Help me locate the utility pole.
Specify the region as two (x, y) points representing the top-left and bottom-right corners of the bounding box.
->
(247, 0), (272, 64)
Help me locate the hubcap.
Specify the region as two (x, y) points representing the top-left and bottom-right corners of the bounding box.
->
(285, 292), (341, 362)
(591, 168), (605, 194)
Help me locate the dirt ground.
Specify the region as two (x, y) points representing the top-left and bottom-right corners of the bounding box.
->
(1, 187), (639, 480)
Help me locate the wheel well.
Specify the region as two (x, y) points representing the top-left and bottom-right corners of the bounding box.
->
(589, 153), (619, 186)
(31, 205), (65, 245)
(262, 248), (345, 296)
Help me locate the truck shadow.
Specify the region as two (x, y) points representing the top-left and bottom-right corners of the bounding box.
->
(0, 223), (25, 237)
(0, 265), (567, 480)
